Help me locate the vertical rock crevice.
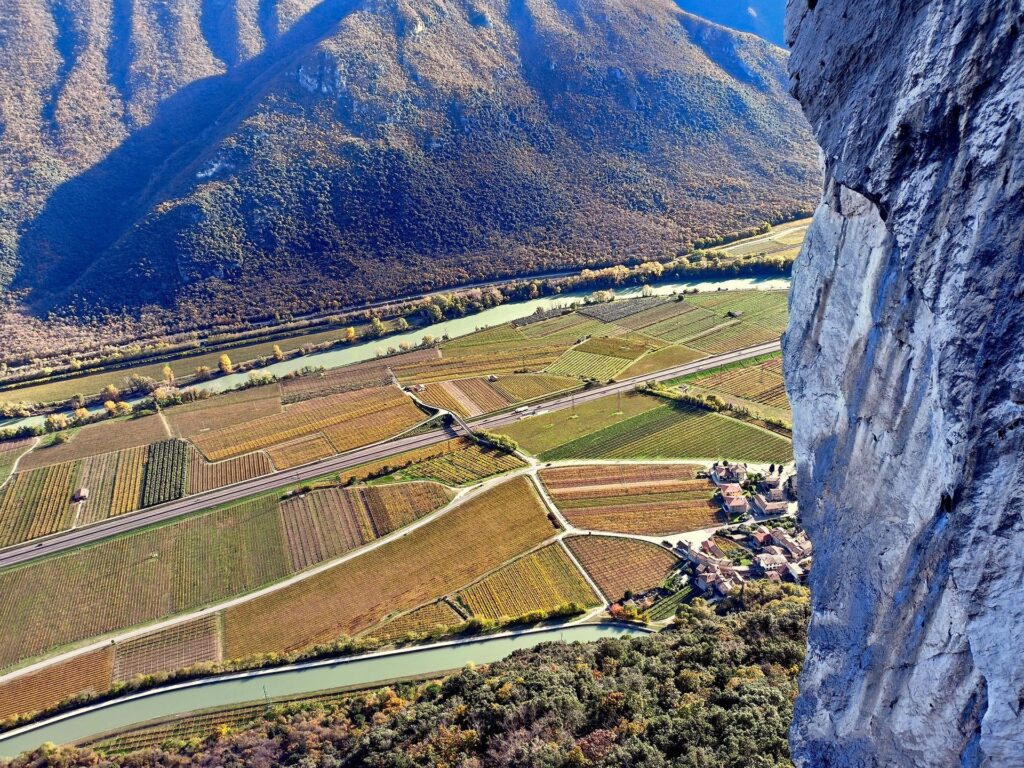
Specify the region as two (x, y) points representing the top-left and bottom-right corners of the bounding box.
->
(784, 1), (1024, 766)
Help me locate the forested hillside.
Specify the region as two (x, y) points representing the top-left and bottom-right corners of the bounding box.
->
(0, 0), (816, 355)
(4, 584), (809, 767)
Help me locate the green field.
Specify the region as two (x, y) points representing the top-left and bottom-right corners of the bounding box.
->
(497, 392), (664, 456)
(514, 397), (792, 463)
(648, 584), (696, 621)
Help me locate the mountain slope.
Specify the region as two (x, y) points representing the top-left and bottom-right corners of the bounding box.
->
(0, 0), (817, 345)
(674, 1), (786, 46)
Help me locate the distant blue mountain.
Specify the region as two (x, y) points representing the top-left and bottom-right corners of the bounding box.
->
(675, 1), (787, 47)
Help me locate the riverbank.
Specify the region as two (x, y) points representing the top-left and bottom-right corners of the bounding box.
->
(0, 623), (648, 758)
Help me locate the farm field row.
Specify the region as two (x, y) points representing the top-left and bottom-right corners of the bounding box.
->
(364, 600), (465, 643)
(500, 392), (793, 464)
(456, 544), (599, 620)
(565, 535), (679, 602)
(679, 354), (790, 413)
(539, 464), (724, 536)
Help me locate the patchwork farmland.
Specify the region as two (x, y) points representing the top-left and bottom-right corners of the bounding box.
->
(681, 354), (790, 412)
(222, 476), (557, 658)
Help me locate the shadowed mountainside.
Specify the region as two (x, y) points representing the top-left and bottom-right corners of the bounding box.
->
(1, 0), (817, 349)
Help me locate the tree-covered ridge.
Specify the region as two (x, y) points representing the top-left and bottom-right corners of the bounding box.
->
(0, 0), (816, 350)
(6, 583), (808, 767)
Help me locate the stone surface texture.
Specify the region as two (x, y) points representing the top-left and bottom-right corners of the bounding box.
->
(783, 1), (1024, 766)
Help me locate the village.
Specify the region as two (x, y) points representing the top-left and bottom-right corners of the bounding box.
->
(614, 459), (811, 622)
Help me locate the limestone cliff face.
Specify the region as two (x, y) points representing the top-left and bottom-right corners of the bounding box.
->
(783, 1), (1024, 766)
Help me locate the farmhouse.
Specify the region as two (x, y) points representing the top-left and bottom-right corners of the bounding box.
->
(712, 462), (748, 485)
(770, 528), (813, 560)
(718, 483), (748, 515)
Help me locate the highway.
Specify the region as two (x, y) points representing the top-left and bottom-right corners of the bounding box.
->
(0, 340), (780, 569)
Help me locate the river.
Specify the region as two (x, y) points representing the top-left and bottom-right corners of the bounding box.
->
(0, 623), (649, 758)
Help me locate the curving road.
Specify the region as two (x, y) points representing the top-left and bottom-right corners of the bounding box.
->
(0, 341), (780, 569)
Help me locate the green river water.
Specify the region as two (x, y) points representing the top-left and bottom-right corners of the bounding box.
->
(0, 624), (648, 758)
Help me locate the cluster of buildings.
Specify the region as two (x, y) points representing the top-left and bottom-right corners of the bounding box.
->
(710, 462), (791, 519)
(667, 461), (809, 600)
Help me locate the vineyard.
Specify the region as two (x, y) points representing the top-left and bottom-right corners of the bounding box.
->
(336, 439), (468, 484)
(396, 442), (526, 485)
(684, 322), (781, 355)
(619, 345), (707, 378)
(390, 345), (568, 385)
(166, 386), (283, 438)
(362, 483), (453, 535)
(86, 692), (352, 754)
(188, 449), (274, 494)
(519, 314), (610, 342)
(110, 445), (147, 516)
(0, 459), (81, 547)
(280, 488), (375, 571)
(647, 584), (695, 621)
(18, 414), (169, 471)
(192, 386), (422, 462)
(540, 463), (723, 535)
(538, 403), (793, 463)
(642, 307), (727, 344)
(0, 437), (34, 487)
(498, 392), (664, 457)
(546, 350), (632, 381)
(686, 355), (789, 409)
(577, 296), (673, 323)
(279, 359), (395, 404)
(442, 325), (527, 349)
(457, 544), (598, 620)
(112, 615), (222, 682)
(491, 374), (580, 402)
(140, 439), (189, 508)
(364, 601), (464, 643)
(0, 646), (114, 721)
(0, 495), (290, 670)
(267, 434), (335, 469)
(320, 397), (425, 453)
(565, 535), (679, 602)
(222, 476), (557, 659)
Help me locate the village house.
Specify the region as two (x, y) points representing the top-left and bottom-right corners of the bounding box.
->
(711, 462), (748, 485)
(718, 482), (749, 515)
(751, 526), (772, 546)
(769, 528), (813, 560)
(752, 491), (788, 516)
(755, 552), (789, 574)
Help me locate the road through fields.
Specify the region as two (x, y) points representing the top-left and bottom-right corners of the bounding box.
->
(0, 341), (780, 569)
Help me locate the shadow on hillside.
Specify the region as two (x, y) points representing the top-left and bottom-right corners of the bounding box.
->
(14, 0), (361, 316)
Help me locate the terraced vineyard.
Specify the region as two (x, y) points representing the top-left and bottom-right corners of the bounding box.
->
(565, 535), (679, 602)
(0, 496), (290, 670)
(537, 401), (793, 463)
(540, 463), (723, 535)
(222, 476), (557, 658)
(457, 544), (599, 620)
(364, 601), (464, 643)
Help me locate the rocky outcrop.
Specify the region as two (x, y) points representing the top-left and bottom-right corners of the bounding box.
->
(783, 1), (1023, 766)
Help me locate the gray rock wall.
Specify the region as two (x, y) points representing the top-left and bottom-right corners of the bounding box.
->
(783, 1), (1024, 766)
